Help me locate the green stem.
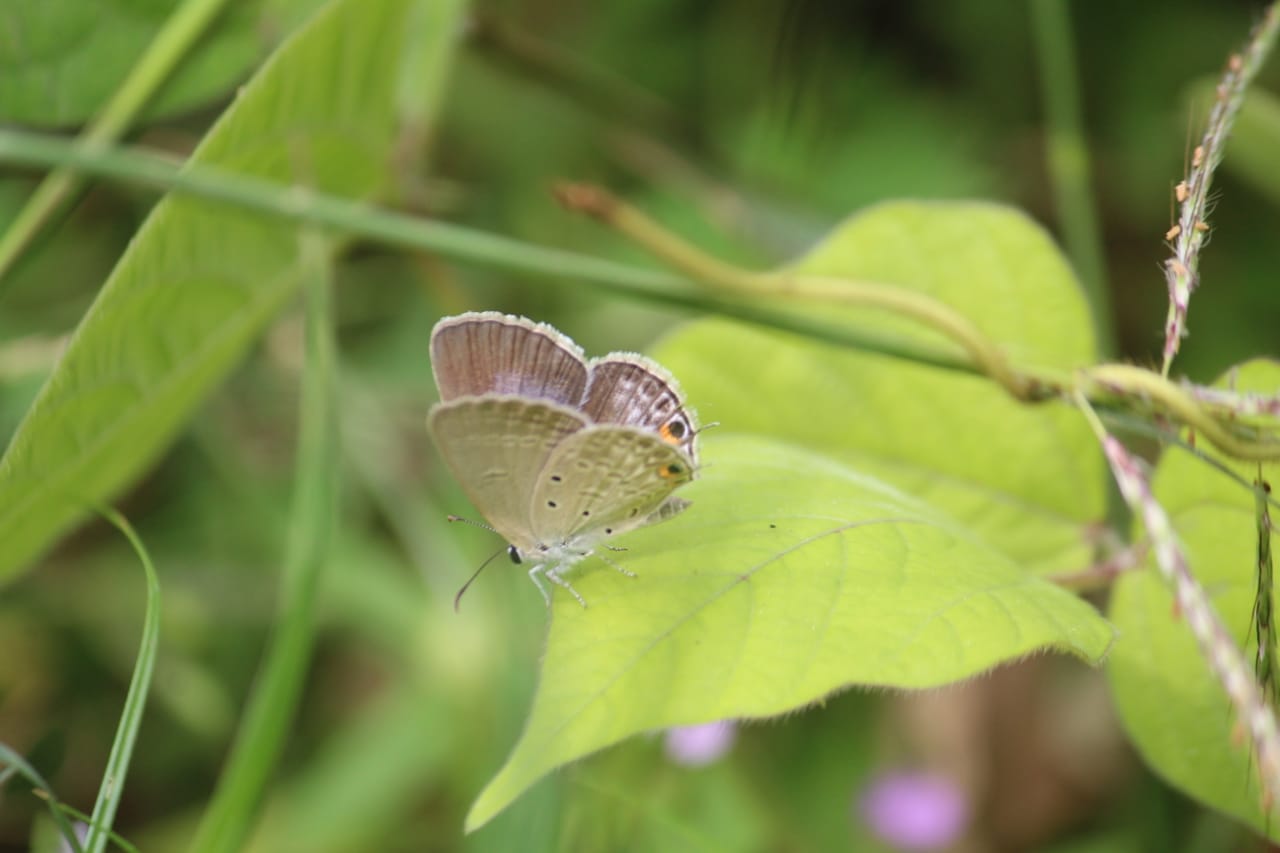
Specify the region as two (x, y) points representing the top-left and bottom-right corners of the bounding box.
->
(1085, 363), (1280, 461)
(189, 233), (339, 853)
(556, 183), (1041, 400)
(0, 128), (680, 290)
(1030, 0), (1113, 354)
(0, 0), (232, 290)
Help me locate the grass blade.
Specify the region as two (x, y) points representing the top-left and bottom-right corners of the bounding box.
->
(80, 507), (161, 853)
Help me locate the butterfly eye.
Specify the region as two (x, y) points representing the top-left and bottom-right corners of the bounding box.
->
(660, 418), (689, 443)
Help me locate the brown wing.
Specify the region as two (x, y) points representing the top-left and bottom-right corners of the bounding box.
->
(431, 312), (588, 406)
(583, 355), (700, 465)
(428, 396), (588, 550)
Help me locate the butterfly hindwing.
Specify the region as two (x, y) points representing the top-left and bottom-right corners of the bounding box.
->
(528, 425), (694, 547)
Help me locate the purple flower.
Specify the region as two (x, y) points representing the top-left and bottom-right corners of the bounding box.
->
(858, 770), (968, 851)
(664, 721), (737, 767)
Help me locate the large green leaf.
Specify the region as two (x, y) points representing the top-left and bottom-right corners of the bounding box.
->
(466, 435), (1115, 830)
(0, 0), (327, 127)
(654, 201), (1106, 575)
(0, 0), (418, 582)
(1108, 359), (1280, 838)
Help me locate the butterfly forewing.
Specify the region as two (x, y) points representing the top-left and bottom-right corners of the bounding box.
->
(428, 397), (588, 550)
(584, 356), (699, 464)
(528, 425), (694, 547)
(431, 312), (589, 406)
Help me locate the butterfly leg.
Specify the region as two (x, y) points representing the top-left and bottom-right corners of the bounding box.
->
(544, 566), (588, 608)
(527, 564), (553, 607)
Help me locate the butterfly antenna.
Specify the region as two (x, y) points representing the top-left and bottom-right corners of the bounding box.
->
(454, 545), (507, 612)
(448, 514), (497, 534)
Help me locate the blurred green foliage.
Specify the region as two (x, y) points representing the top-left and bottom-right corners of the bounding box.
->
(2, 0), (1279, 850)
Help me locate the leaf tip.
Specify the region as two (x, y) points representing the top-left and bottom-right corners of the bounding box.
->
(462, 781), (508, 834)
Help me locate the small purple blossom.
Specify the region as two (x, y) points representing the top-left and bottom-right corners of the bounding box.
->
(858, 770), (968, 851)
(664, 721), (737, 767)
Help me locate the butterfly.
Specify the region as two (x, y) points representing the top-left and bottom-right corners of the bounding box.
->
(428, 312), (699, 606)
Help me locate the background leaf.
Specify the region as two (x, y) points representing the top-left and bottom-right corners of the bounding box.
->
(0, 0), (416, 583)
(467, 434), (1116, 829)
(653, 201), (1105, 576)
(1107, 358), (1280, 839)
(0, 0), (328, 127)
